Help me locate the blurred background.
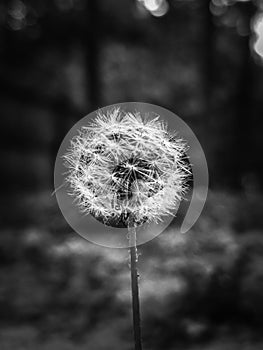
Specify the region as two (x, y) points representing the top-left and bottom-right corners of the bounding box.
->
(1, 0), (263, 349)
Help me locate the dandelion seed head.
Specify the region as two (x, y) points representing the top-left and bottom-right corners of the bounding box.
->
(63, 107), (190, 227)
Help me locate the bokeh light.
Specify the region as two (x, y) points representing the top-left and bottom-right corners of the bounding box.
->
(137, 0), (169, 17)
(253, 13), (263, 60)
(7, 0), (27, 31)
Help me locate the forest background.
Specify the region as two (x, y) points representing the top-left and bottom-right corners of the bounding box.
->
(1, 0), (263, 349)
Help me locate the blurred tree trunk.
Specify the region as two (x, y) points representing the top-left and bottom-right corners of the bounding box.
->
(203, 0), (215, 120)
(83, 0), (101, 110)
(52, 0), (102, 185)
(202, 0), (216, 185)
(234, 1), (257, 189)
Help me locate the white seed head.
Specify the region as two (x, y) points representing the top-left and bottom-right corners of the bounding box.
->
(63, 107), (190, 227)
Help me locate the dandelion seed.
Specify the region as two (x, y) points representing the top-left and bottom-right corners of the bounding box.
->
(63, 107), (190, 227)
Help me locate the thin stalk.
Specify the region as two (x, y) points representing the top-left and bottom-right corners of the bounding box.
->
(128, 223), (143, 350)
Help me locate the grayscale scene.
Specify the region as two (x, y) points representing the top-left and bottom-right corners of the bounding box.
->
(1, 1), (263, 350)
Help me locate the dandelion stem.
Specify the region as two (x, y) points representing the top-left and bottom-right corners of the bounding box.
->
(128, 220), (143, 350)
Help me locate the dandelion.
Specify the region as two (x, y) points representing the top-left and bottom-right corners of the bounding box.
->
(62, 106), (190, 350)
(63, 107), (189, 228)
